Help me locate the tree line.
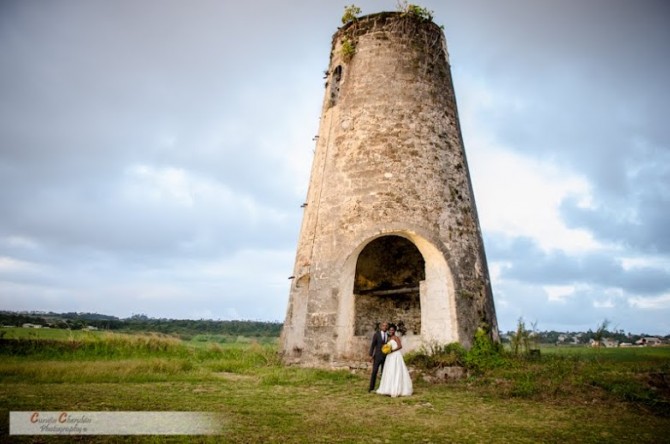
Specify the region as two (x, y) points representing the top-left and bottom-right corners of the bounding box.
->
(3, 311), (667, 342)
(0, 311), (282, 337)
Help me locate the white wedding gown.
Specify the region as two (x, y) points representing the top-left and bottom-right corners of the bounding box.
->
(376, 339), (413, 397)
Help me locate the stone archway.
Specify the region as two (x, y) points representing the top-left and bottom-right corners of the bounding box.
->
(353, 235), (424, 338)
(334, 230), (459, 362)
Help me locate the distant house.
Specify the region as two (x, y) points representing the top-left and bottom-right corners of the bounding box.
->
(635, 337), (662, 346)
(84, 326), (98, 331)
(21, 323), (42, 329)
(602, 338), (619, 348)
(555, 334), (580, 345)
(590, 338), (619, 348)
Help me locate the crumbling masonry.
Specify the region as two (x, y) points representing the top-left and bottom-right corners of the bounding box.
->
(281, 12), (498, 366)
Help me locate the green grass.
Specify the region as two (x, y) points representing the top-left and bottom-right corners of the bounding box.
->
(1, 332), (669, 443)
(542, 344), (670, 362)
(190, 333), (277, 343)
(0, 326), (106, 340)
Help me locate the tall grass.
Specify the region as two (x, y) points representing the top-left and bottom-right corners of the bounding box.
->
(190, 333), (278, 346)
(0, 358), (197, 383)
(203, 342), (281, 374)
(405, 335), (670, 416)
(0, 332), (188, 359)
(0, 332), (286, 388)
(1, 331), (669, 442)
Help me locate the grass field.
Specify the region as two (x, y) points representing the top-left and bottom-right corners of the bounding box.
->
(0, 326), (106, 340)
(1, 328), (669, 443)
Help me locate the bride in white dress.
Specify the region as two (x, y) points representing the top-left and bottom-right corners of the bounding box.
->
(376, 325), (413, 397)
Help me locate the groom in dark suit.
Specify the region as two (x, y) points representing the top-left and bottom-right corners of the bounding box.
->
(368, 322), (389, 392)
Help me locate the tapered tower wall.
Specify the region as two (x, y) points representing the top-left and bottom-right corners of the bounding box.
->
(280, 12), (498, 367)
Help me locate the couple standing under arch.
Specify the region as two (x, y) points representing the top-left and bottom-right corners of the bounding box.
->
(368, 322), (413, 397)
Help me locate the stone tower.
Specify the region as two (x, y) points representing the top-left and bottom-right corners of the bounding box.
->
(281, 11), (498, 366)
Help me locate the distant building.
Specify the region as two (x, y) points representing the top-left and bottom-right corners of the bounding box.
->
(602, 338), (619, 348)
(590, 338), (619, 348)
(635, 337), (662, 346)
(21, 323), (42, 329)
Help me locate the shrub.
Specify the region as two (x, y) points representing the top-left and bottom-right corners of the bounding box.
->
(463, 327), (506, 373)
(509, 318), (532, 356)
(340, 37), (356, 62)
(341, 4), (361, 24)
(406, 329), (508, 373)
(397, 1), (433, 21)
(406, 341), (466, 370)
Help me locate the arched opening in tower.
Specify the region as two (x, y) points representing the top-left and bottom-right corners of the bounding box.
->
(353, 235), (425, 337)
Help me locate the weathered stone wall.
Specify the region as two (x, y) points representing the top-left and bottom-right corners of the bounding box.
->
(354, 291), (421, 337)
(280, 12), (498, 367)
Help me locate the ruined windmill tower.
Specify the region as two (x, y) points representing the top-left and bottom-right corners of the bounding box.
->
(281, 11), (498, 366)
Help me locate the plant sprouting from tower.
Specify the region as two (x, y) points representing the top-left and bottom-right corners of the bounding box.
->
(396, 1), (434, 21)
(342, 4), (362, 24)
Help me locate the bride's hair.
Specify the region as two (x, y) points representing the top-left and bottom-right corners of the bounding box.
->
(388, 323), (397, 331)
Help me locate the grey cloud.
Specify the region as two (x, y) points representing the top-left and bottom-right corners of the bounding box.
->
(447, 0), (670, 269)
(0, 0), (319, 262)
(493, 277), (670, 335)
(439, 0), (670, 176)
(1, 184), (301, 259)
(486, 234), (670, 295)
(559, 157), (670, 255)
(1, 0), (668, 332)
(493, 281), (603, 332)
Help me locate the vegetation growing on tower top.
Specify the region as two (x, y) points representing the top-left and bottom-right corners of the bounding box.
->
(341, 4), (362, 24)
(397, 1), (434, 21)
(341, 3), (435, 26)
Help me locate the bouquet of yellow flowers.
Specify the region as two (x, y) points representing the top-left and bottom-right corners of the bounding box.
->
(382, 343), (392, 355)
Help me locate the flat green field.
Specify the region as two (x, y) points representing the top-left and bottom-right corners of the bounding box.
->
(1, 329), (669, 443)
(1, 326), (106, 340)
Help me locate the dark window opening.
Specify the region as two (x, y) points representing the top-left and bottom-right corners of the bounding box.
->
(329, 65), (343, 107)
(353, 235), (424, 337)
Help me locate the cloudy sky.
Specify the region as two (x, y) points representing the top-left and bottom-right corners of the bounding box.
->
(1, 0), (668, 335)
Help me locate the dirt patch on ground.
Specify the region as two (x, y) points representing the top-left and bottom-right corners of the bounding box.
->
(212, 372), (256, 381)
